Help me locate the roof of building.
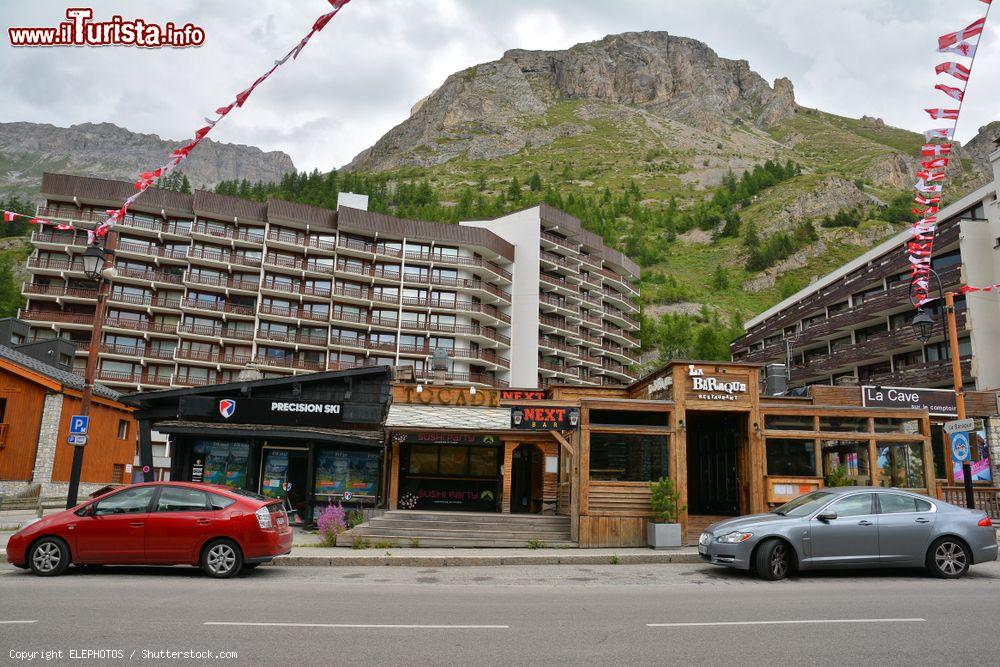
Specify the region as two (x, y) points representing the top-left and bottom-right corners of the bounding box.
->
(385, 404), (512, 430)
(0, 343), (123, 401)
(744, 180), (995, 330)
(120, 365), (393, 407)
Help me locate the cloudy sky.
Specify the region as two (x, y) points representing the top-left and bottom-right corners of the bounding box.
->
(2, 0), (999, 172)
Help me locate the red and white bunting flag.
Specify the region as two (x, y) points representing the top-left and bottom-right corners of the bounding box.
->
(935, 83), (965, 100)
(915, 181), (943, 193)
(939, 17), (986, 49)
(924, 128), (955, 141)
(935, 61), (972, 81)
(921, 143), (953, 156)
(939, 39), (978, 58)
(2, 211), (16, 223)
(915, 195), (941, 205)
(916, 169), (946, 181)
(97, 0), (353, 234)
(921, 158), (949, 169)
(86, 229), (96, 245)
(925, 108), (960, 120)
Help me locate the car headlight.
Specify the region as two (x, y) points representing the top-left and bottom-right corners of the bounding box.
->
(716, 530), (754, 543)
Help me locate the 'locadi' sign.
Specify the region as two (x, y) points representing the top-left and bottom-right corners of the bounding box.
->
(395, 384), (499, 407)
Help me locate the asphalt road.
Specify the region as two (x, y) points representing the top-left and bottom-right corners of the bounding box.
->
(2, 560), (1000, 665)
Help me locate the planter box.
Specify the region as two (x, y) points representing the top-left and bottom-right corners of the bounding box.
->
(647, 522), (682, 550)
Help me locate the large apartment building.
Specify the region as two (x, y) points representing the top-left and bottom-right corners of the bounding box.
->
(21, 173), (639, 392)
(730, 154), (1000, 393)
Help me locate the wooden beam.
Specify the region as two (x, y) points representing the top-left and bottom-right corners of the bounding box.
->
(550, 429), (574, 456)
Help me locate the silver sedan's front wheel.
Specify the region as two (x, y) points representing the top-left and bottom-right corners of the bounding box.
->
(928, 538), (970, 579)
(200, 539), (243, 579)
(754, 538), (792, 581)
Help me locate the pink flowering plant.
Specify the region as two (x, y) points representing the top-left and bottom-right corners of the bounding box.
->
(317, 501), (347, 546)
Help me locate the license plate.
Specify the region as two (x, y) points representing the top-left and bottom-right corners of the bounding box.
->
(276, 516), (286, 526)
(698, 545), (707, 555)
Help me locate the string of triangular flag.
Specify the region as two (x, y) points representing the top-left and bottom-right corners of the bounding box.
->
(92, 0), (351, 238)
(910, 0), (995, 305)
(3, 209), (76, 231)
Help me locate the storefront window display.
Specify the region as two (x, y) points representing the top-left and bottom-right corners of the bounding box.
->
(589, 433), (669, 482)
(821, 440), (870, 485)
(766, 438), (817, 477)
(192, 440), (250, 488)
(313, 448), (380, 498)
(877, 442), (926, 489)
(953, 429), (993, 483)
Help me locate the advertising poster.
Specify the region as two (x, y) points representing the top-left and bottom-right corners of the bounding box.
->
(261, 450), (289, 499)
(192, 440), (250, 489)
(313, 449), (379, 498)
(953, 429), (993, 483)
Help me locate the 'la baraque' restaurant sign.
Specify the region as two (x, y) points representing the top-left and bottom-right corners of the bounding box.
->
(861, 385), (958, 416)
(687, 365), (748, 402)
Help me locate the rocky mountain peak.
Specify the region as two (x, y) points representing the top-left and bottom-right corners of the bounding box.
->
(346, 30), (795, 171)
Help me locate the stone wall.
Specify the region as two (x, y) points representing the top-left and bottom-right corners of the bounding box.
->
(988, 416), (1000, 483)
(30, 393), (62, 493)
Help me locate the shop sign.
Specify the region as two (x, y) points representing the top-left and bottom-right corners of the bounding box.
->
(510, 406), (580, 430)
(500, 388), (546, 401)
(861, 385), (957, 416)
(398, 478), (499, 511)
(392, 432), (499, 446)
(687, 365), (748, 402)
(179, 396), (344, 427)
(396, 385), (499, 407)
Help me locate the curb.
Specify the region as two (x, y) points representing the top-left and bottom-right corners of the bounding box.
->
(268, 552), (702, 567)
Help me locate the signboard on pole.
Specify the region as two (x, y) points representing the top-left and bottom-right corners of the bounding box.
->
(950, 431), (971, 463)
(69, 415), (89, 435)
(944, 418), (976, 435)
(67, 434), (87, 446)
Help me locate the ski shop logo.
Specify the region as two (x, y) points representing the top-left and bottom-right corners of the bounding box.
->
(219, 399), (237, 419)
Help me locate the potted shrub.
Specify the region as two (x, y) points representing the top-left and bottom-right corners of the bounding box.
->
(647, 476), (685, 550)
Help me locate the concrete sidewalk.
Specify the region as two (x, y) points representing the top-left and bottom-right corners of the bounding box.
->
(270, 545), (701, 567)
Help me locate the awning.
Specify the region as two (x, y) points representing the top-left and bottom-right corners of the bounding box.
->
(385, 404), (512, 431)
(154, 421), (384, 448)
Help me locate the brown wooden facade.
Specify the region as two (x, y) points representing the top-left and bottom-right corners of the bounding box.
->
(384, 361), (999, 547)
(0, 358), (137, 487)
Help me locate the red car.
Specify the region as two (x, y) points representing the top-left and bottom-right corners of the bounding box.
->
(5, 481), (292, 578)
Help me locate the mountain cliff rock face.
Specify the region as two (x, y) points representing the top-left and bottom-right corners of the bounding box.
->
(0, 122), (295, 201)
(346, 31), (796, 171)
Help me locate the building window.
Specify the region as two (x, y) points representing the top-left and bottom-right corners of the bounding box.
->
(111, 464), (125, 484)
(766, 439), (817, 476)
(589, 433), (669, 482)
(764, 414), (813, 431)
(931, 249), (961, 272)
(821, 440), (870, 485)
(827, 301), (849, 316)
(829, 336), (852, 353)
(855, 322), (887, 343)
(877, 443), (926, 489)
(117, 420), (129, 440)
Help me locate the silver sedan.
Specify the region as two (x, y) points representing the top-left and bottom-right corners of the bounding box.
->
(699, 487), (998, 580)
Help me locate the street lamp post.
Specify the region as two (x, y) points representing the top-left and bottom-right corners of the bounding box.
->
(911, 268), (974, 509)
(65, 231), (116, 509)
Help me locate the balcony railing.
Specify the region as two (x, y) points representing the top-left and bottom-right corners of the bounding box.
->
(403, 250), (512, 282)
(26, 256), (84, 272)
(261, 278), (332, 299)
(36, 207), (193, 237)
(255, 353), (326, 371)
(100, 343), (176, 360)
(257, 302), (329, 322)
(191, 221), (265, 244)
(23, 284), (97, 300)
(338, 236), (404, 258)
(540, 231), (577, 251)
(177, 323), (253, 340)
(97, 369), (171, 386)
(184, 272), (259, 291)
(181, 298), (256, 317)
(396, 344), (510, 368)
(104, 318), (177, 334)
(115, 266), (184, 284)
(255, 329), (329, 346)
(410, 368), (508, 387)
(175, 347), (252, 365)
(19, 309), (94, 325)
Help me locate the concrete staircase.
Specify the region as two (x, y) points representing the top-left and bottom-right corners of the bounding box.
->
(341, 510), (574, 548)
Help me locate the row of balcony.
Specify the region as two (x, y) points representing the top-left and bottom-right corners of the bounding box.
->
(739, 265), (963, 363)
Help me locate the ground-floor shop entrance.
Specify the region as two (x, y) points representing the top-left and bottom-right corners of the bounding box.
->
(510, 445), (544, 513)
(685, 411), (747, 516)
(396, 436), (502, 512)
(259, 447), (309, 524)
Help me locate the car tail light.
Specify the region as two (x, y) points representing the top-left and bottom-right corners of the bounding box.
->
(255, 506), (273, 530)
(979, 516), (993, 527)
